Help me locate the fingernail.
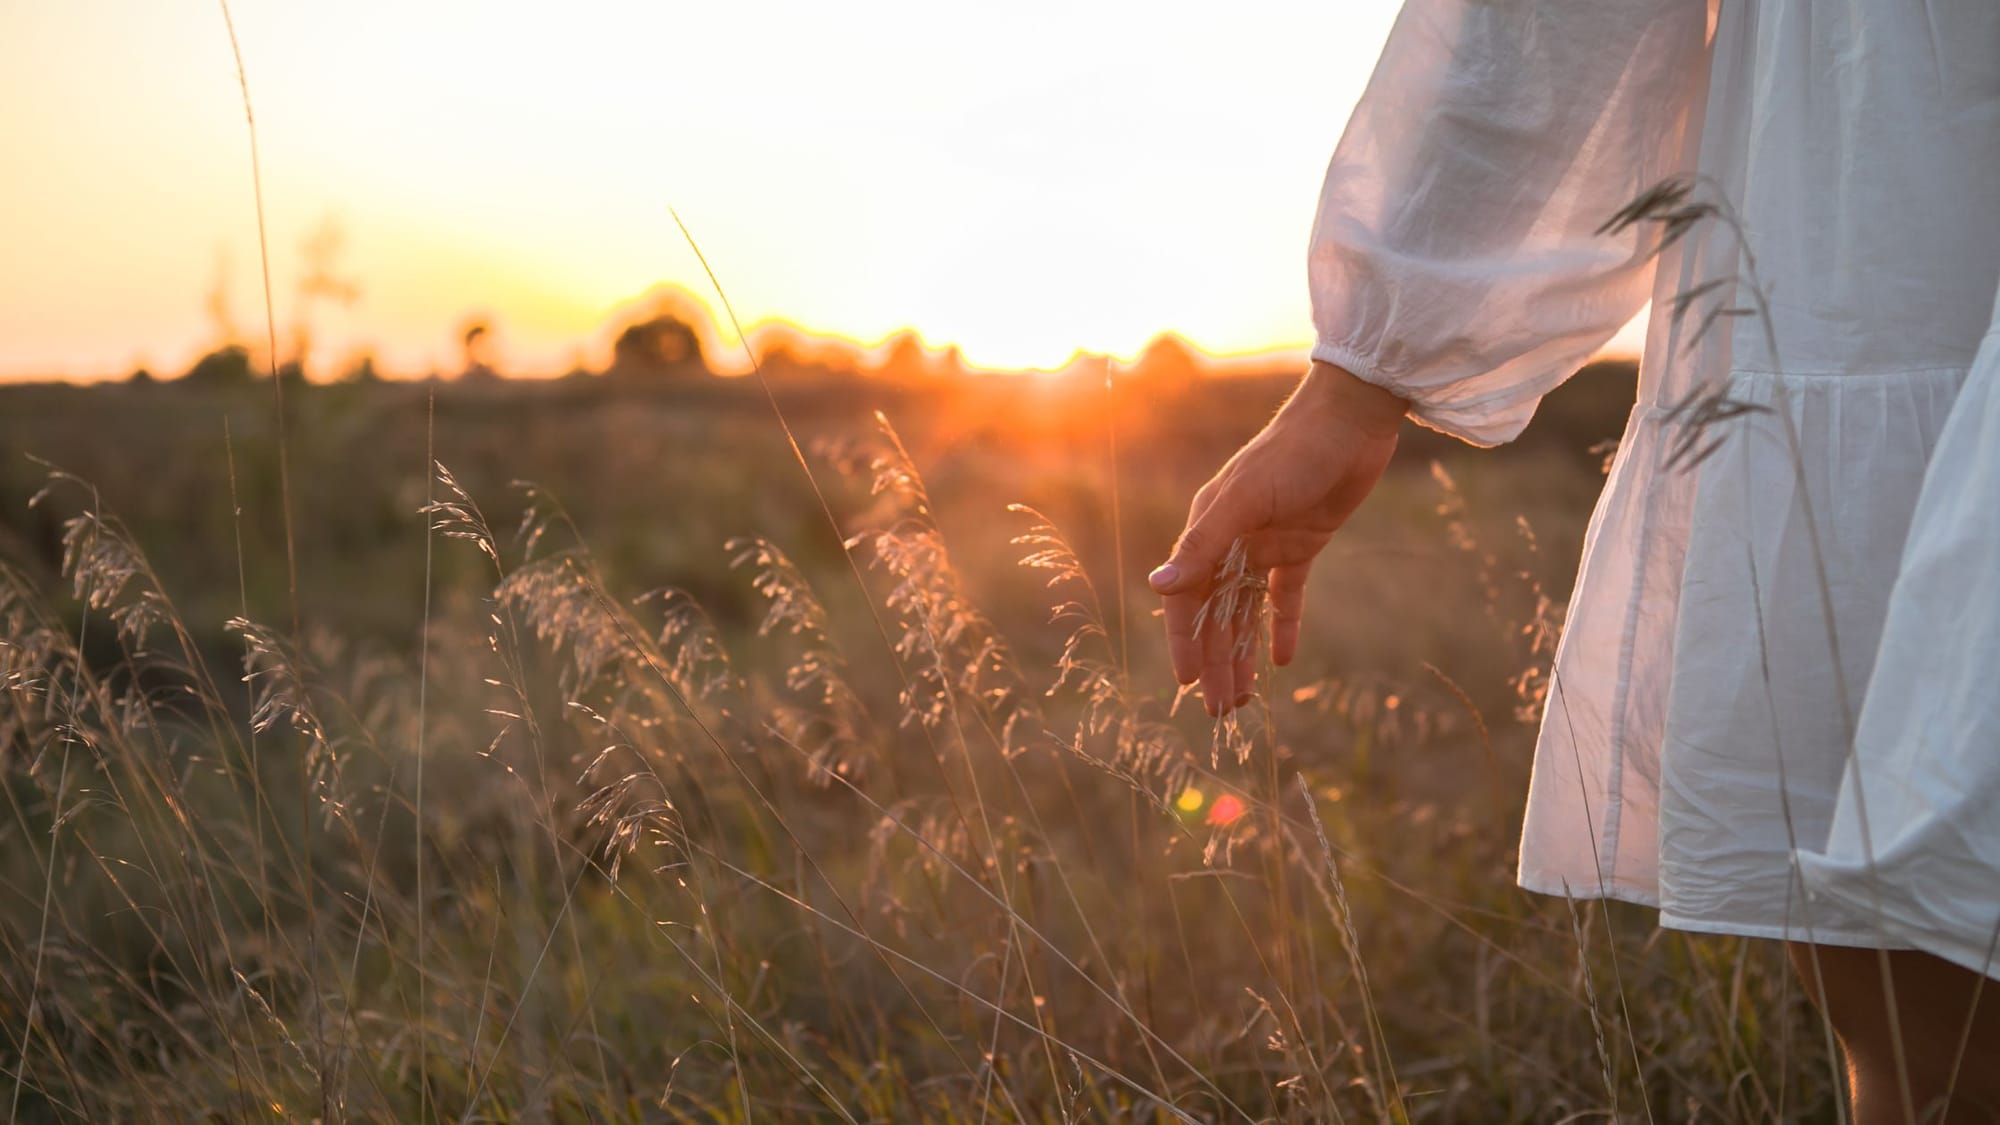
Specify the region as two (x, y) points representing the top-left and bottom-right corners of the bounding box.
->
(1148, 563), (1178, 591)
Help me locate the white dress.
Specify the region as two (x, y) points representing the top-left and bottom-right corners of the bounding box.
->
(1309, 0), (2000, 955)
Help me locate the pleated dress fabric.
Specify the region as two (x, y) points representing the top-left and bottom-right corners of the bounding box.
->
(1308, 0), (2000, 958)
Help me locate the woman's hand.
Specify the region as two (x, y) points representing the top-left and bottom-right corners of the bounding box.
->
(1149, 361), (1407, 715)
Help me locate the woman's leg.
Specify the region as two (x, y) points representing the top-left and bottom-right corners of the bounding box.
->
(1789, 942), (2000, 1124)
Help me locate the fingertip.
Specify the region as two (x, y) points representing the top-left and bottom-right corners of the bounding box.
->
(1156, 562), (1206, 596)
(1272, 618), (1299, 666)
(1200, 671), (1229, 716)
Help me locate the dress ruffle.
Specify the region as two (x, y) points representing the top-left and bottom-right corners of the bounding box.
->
(1797, 328), (2000, 973)
(1524, 366), (1968, 949)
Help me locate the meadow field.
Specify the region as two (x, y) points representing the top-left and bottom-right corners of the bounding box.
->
(0, 362), (1847, 1121)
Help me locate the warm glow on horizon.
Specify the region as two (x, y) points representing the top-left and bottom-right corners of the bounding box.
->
(0, 0), (1440, 382)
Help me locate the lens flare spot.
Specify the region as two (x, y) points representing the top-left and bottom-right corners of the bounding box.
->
(1176, 788), (1205, 813)
(1206, 793), (1246, 827)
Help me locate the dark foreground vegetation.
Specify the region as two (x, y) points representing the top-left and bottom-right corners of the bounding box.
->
(0, 361), (1845, 1121)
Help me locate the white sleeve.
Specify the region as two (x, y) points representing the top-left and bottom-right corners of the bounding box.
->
(1310, 0), (1712, 446)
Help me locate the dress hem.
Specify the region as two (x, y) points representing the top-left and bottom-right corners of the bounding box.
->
(1517, 872), (1661, 909)
(1517, 873), (1908, 949)
(1656, 913), (1907, 951)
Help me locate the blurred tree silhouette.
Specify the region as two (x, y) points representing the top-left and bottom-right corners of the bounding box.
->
(205, 247), (237, 347)
(340, 354), (383, 383)
(1125, 333), (1205, 389)
(291, 215), (362, 381)
(459, 319), (500, 381)
(757, 341), (808, 378)
(875, 332), (927, 380)
(180, 345), (253, 386)
(871, 330), (964, 381)
(608, 313), (705, 378)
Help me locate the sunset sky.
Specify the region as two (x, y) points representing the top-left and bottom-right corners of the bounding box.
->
(2, 2), (1642, 381)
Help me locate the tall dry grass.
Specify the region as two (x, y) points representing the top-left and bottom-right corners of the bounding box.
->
(0, 394), (1842, 1119)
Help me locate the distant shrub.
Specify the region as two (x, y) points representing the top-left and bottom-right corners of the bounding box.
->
(341, 354), (383, 383)
(608, 313), (706, 378)
(179, 344), (253, 385)
(1125, 333), (1206, 389)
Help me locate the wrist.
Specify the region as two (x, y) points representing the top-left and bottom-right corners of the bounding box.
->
(1299, 360), (1409, 438)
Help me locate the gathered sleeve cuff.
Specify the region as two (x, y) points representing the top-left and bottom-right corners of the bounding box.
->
(1310, 0), (1713, 447)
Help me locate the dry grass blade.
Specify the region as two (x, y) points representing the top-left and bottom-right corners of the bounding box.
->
(1294, 774), (1403, 1121)
(1562, 880), (1620, 1117)
(1595, 174), (1715, 252)
(1192, 538), (1267, 662)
